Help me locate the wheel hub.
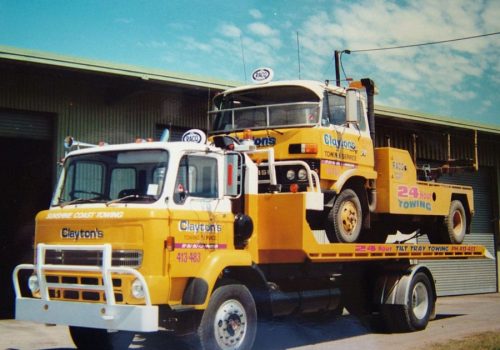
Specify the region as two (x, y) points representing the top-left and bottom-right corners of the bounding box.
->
(412, 282), (429, 320)
(341, 201), (358, 235)
(214, 299), (247, 349)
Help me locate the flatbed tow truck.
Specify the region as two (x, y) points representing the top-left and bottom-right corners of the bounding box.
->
(13, 97), (490, 349)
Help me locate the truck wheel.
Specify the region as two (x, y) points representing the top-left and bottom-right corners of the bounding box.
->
(441, 200), (466, 244)
(69, 326), (135, 349)
(382, 272), (434, 333)
(326, 189), (363, 243)
(198, 284), (257, 350)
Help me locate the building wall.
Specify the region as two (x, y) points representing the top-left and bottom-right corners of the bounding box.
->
(0, 62), (211, 168)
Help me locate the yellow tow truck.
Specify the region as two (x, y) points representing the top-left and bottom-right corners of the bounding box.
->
(12, 125), (490, 350)
(209, 69), (474, 245)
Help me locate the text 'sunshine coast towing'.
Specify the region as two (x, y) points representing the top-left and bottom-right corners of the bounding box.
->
(14, 80), (490, 350)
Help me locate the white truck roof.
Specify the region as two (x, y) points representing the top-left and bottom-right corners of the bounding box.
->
(218, 80), (346, 99)
(65, 141), (220, 158)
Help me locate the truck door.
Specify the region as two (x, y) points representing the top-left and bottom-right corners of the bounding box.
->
(322, 91), (374, 176)
(167, 153), (234, 279)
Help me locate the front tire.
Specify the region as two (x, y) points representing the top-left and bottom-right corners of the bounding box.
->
(198, 284), (257, 350)
(69, 326), (135, 349)
(326, 189), (363, 243)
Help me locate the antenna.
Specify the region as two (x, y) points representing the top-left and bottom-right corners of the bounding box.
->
(240, 35), (247, 82)
(296, 31), (301, 79)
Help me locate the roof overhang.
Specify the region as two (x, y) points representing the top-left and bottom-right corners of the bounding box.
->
(375, 105), (500, 135)
(0, 45), (239, 91)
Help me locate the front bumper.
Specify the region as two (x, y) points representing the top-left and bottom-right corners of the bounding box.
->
(15, 297), (158, 332)
(13, 243), (159, 332)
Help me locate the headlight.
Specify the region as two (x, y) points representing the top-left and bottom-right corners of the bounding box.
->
(286, 169), (296, 181)
(28, 275), (39, 294)
(131, 278), (145, 299)
(297, 169), (307, 180)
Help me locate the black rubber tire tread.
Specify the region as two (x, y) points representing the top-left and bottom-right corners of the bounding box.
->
(381, 272), (434, 333)
(326, 189), (363, 243)
(69, 326), (135, 349)
(442, 200), (466, 244)
(198, 284), (257, 350)
(429, 200), (467, 244)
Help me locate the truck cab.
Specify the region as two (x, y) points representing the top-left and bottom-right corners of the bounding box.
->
(209, 79), (376, 193)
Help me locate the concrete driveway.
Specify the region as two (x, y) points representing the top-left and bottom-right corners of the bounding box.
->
(1, 293), (499, 350)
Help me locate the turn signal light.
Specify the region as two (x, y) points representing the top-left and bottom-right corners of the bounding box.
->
(288, 143), (318, 154)
(290, 184), (299, 193)
(165, 236), (175, 251)
(243, 129), (253, 140)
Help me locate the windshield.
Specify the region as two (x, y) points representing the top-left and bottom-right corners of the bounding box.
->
(52, 149), (168, 206)
(210, 86), (321, 133)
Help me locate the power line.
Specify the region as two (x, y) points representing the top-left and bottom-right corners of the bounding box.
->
(349, 31), (500, 53)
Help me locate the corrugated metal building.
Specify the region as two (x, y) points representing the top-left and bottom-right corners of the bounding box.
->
(0, 46), (498, 317)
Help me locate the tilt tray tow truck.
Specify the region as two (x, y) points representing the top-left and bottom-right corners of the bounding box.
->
(13, 84), (489, 349)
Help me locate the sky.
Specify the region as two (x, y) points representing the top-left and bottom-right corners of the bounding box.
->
(0, 0), (499, 127)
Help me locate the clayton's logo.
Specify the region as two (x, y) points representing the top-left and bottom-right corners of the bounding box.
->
(61, 227), (104, 240)
(323, 134), (356, 150)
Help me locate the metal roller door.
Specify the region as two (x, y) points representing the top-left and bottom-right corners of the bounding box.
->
(0, 110), (52, 140)
(418, 168), (497, 296)
(0, 110), (54, 318)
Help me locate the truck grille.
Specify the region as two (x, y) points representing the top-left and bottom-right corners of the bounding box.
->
(46, 274), (125, 303)
(44, 249), (143, 268)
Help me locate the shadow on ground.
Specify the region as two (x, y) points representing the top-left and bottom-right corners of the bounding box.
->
(128, 314), (371, 350)
(24, 312), (465, 350)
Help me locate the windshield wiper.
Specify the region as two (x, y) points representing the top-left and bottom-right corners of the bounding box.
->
(106, 194), (155, 206)
(264, 128), (284, 135)
(59, 197), (106, 208)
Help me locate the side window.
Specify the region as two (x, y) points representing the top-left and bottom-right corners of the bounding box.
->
(110, 168), (136, 199)
(328, 93), (346, 126)
(174, 155), (218, 204)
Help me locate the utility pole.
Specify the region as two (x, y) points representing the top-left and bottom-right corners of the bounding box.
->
(334, 50), (341, 87)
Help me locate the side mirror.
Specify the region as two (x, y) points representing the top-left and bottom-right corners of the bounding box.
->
(173, 184), (188, 204)
(345, 88), (359, 124)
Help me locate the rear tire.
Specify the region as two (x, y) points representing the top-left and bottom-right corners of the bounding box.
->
(430, 200), (467, 244)
(381, 272), (434, 333)
(326, 189), (363, 243)
(69, 326), (135, 349)
(442, 200), (466, 244)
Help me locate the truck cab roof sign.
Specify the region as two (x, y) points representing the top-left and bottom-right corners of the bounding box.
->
(182, 129), (207, 144)
(251, 67), (274, 84)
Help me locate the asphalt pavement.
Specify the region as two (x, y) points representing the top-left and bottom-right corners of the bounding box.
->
(1, 293), (499, 350)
